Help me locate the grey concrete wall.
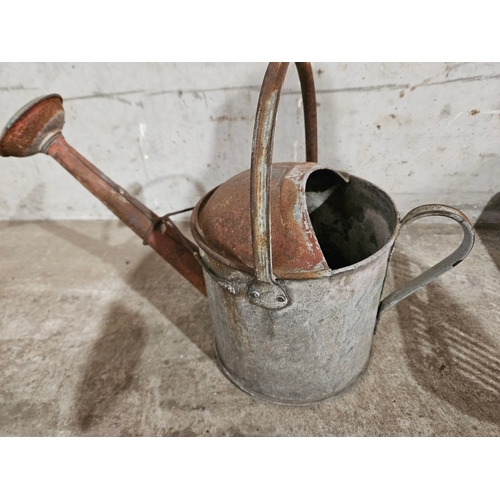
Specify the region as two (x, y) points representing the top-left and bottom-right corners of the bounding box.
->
(1, 62), (499, 223)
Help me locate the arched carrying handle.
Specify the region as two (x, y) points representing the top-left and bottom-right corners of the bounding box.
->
(248, 62), (318, 309)
(378, 204), (475, 316)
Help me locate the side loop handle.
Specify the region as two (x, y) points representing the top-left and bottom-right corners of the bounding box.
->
(248, 62), (318, 309)
(378, 204), (475, 316)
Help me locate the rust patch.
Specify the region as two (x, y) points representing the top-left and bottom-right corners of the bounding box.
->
(470, 109), (480, 115)
(0, 92), (206, 293)
(399, 90), (405, 98)
(47, 136), (206, 295)
(192, 163), (330, 279)
(0, 95), (64, 157)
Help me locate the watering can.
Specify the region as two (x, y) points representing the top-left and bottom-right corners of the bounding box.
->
(0, 63), (475, 405)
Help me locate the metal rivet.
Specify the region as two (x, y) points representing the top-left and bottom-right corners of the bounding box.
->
(277, 295), (286, 302)
(251, 291), (260, 298)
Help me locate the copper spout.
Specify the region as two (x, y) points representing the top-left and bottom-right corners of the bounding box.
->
(0, 95), (206, 295)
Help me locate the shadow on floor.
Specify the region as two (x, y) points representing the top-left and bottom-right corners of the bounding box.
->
(39, 222), (215, 431)
(474, 192), (500, 274)
(392, 250), (500, 427)
(125, 243), (215, 359)
(75, 303), (147, 431)
(40, 221), (215, 360)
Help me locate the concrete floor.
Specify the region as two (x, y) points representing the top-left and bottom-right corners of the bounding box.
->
(0, 219), (499, 436)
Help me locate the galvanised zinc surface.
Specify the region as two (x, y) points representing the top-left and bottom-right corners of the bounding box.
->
(202, 243), (392, 405)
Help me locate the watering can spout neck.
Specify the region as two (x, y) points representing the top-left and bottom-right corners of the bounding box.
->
(0, 94), (207, 295)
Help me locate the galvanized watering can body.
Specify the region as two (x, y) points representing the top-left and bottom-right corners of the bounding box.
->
(0, 62), (475, 405)
(198, 215), (395, 404)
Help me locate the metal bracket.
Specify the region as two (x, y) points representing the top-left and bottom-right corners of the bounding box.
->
(247, 280), (289, 310)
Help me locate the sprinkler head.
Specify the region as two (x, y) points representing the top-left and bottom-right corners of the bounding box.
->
(0, 94), (64, 157)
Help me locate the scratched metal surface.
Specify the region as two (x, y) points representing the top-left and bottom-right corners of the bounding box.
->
(0, 219), (498, 436)
(202, 244), (390, 404)
(0, 63), (499, 223)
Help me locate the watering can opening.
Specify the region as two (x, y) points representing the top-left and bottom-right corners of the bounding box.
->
(305, 168), (399, 272)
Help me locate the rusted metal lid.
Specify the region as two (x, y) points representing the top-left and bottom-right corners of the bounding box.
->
(192, 162), (348, 279)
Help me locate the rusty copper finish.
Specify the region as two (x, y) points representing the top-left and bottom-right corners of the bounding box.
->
(0, 95), (64, 157)
(0, 95), (206, 295)
(192, 62), (329, 281)
(295, 63), (318, 163)
(46, 137), (206, 295)
(250, 63), (318, 286)
(47, 137), (152, 237)
(146, 225), (206, 295)
(192, 163), (332, 279)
